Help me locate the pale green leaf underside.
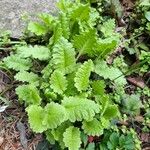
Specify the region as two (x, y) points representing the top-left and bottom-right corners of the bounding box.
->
(50, 70), (68, 94)
(82, 118), (103, 136)
(63, 126), (81, 150)
(17, 45), (50, 60)
(74, 60), (94, 92)
(52, 37), (76, 74)
(3, 55), (32, 71)
(26, 105), (47, 133)
(16, 84), (41, 105)
(43, 102), (67, 129)
(15, 71), (39, 86)
(62, 97), (100, 122)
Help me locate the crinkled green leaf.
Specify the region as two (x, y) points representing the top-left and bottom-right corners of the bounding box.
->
(100, 19), (116, 37)
(3, 55), (32, 71)
(15, 71), (39, 86)
(74, 60), (94, 92)
(63, 126), (81, 150)
(62, 97), (100, 122)
(17, 45), (50, 60)
(94, 60), (127, 85)
(103, 105), (118, 119)
(43, 102), (67, 129)
(28, 22), (48, 36)
(16, 84), (41, 105)
(93, 37), (119, 58)
(59, 13), (70, 39)
(82, 118), (103, 136)
(70, 4), (90, 21)
(73, 29), (97, 56)
(50, 70), (68, 94)
(26, 105), (47, 133)
(52, 37), (76, 74)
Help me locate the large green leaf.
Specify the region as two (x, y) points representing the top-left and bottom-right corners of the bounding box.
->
(16, 84), (41, 105)
(62, 97), (100, 122)
(63, 126), (81, 150)
(52, 37), (76, 74)
(17, 45), (50, 60)
(73, 29), (97, 57)
(26, 105), (47, 133)
(3, 55), (32, 71)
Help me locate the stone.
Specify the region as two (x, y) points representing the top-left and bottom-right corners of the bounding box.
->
(0, 0), (58, 38)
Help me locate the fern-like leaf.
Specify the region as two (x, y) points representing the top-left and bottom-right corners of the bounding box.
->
(43, 102), (67, 129)
(73, 29), (97, 57)
(26, 105), (47, 133)
(52, 37), (76, 74)
(82, 118), (103, 136)
(3, 55), (32, 71)
(17, 45), (50, 60)
(62, 97), (100, 122)
(16, 84), (41, 105)
(50, 70), (68, 94)
(15, 71), (39, 86)
(63, 126), (81, 150)
(74, 60), (94, 92)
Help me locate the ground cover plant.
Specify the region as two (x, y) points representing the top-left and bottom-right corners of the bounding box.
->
(0, 0), (150, 149)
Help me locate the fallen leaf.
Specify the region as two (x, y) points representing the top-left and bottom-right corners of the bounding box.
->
(127, 77), (145, 88)
(17, 122), (28, 149)
(0, 105), (8, 113)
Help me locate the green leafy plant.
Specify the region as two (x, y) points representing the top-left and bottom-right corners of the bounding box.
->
(2, 0), (126, 149)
